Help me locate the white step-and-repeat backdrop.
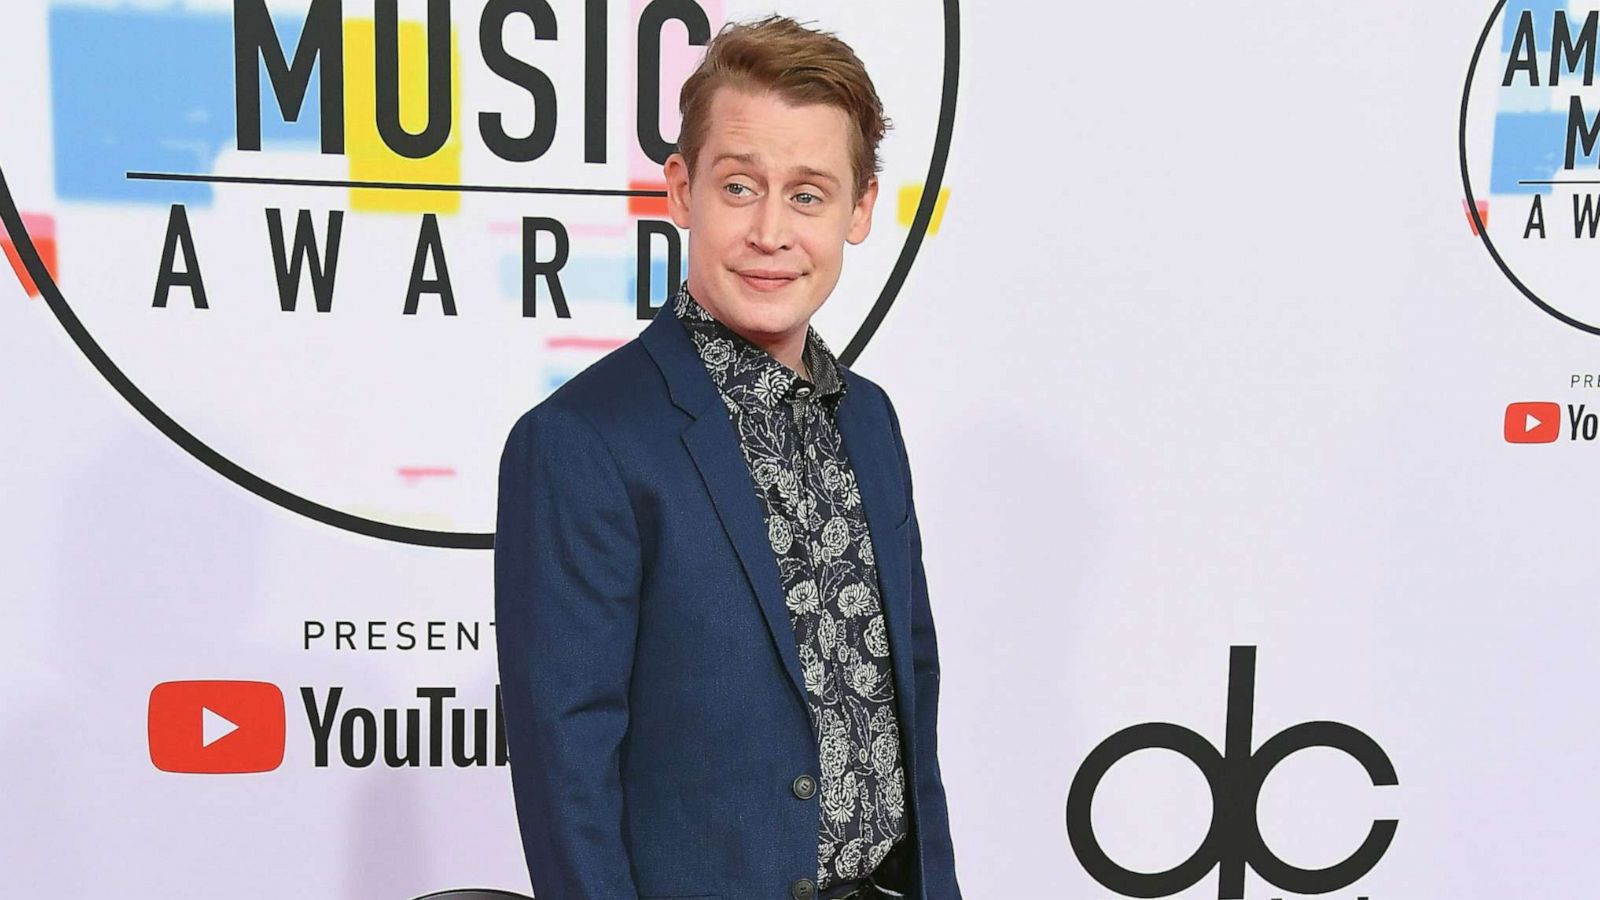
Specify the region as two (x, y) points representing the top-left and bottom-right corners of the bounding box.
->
(3, 1), (1595, 897)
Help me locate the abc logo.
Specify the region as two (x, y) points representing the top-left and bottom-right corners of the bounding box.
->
(1065, 647), (1398, 899)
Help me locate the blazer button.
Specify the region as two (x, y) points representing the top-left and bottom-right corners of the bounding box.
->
(790, 878), (817, 900)
(792, 774), (817, 800)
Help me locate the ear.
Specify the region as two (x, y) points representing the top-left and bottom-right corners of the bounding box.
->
(664, 152), (693, 229)
(846, 175), (879, 245)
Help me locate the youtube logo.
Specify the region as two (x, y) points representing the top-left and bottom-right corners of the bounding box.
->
(148, 680), (285, 774)
(1505, 402), (1561, 444)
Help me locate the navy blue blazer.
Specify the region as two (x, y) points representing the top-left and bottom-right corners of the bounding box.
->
(494, 302), (961, 900)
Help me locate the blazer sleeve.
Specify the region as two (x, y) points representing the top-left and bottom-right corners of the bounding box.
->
(495, 403), (642, 899)
(884, 391), (964, 900)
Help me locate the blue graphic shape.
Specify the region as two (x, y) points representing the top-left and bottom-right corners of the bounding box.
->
(50, 5), (322, 206)
(544, 364), (580, 393)
(497, 253), (665, 306)
(1502, 1), (1562, 54)
(1491, 111), (1575, 194)
(628, 257), (674, 306)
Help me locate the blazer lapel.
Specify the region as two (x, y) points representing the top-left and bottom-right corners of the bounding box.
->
(641, 308), (808, 704)
(834, 370), (919, 747)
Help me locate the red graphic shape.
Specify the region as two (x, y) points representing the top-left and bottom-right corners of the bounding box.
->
(148, 680), (286, 774)
(546, 335), (628, 351)
(1463, 198), (1490, 236)
(398, 466), (457, 486)
(1504, 402), (1561, 444)
(3, 213), (58, 298)
(628, 180), (670, 218)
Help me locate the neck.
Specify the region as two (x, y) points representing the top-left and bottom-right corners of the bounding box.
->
(739, 328), (807, 377)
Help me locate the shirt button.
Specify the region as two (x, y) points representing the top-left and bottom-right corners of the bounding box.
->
(792, 774), (816, 799)
(790, 878), (817, 900)
(795, 386), (812, 397)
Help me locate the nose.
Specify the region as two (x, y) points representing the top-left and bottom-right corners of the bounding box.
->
(747, 192), (792, 254)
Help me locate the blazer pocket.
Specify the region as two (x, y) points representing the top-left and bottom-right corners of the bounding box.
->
(640, 895), (720, 900)
(894, 508), (911, 531)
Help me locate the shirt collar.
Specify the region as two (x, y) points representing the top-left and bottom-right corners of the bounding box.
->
(672, 282), (848, 409)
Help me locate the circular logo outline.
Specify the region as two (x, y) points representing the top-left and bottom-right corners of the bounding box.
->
(0, 0), (961, 548)
(1461, 0), (1600, 336)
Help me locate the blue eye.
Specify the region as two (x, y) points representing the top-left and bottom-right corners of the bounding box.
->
(794, 192), (820, 205)
(725, 183), (752, 197)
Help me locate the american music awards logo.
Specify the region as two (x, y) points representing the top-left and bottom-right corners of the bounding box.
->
(0, 0), (958, 546)
(1459, 1), (1600, 336)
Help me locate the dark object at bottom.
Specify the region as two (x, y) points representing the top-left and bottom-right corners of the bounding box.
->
(819, 838), (918, 899)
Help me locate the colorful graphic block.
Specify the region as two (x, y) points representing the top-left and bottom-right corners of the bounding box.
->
(49, 6), (321, 206)
(1501, 1), (1561, 53)
(2, 213), (58, 298)
(1491, 112), (1568, 195)
(345, 18), (462, 214)
(897, 183), (949, 235)
(397, 466), (457, 486)
(628, 180), (671, 218)
(1464, 198), (1491, 236)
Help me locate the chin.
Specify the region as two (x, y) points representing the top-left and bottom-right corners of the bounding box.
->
(727, 305), (801, 337)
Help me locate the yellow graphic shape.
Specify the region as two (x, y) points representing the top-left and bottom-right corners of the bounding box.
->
(345, 18), (461, 213)
(897, 183), (950, 235)
(347, 505), (455, 532)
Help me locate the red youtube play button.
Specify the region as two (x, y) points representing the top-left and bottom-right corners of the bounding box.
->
(1505, 402), (1561, 444)
(148, 680), (285, 774)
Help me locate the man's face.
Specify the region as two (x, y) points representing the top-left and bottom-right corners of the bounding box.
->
(664, 87), (878, 349)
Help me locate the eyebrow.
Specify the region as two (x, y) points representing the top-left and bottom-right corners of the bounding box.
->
(710, 152), (841, 189)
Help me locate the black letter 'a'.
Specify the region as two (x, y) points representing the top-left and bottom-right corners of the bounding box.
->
(154, 204), (208, 309)
(234, 0), (345, 154)
(405, 213), (457, 315)
(267, 209), (344, 312)
(1525, 193), (1547, 239)
(1503, 10), (1542, 87)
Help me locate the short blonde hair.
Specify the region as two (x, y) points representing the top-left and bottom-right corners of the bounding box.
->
(677, 15), (891, 202)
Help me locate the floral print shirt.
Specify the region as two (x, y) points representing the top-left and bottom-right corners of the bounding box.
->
(672, 283), (909, 889)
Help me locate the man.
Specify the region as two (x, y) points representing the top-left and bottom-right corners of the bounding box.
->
(495, 15), (960, 900)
